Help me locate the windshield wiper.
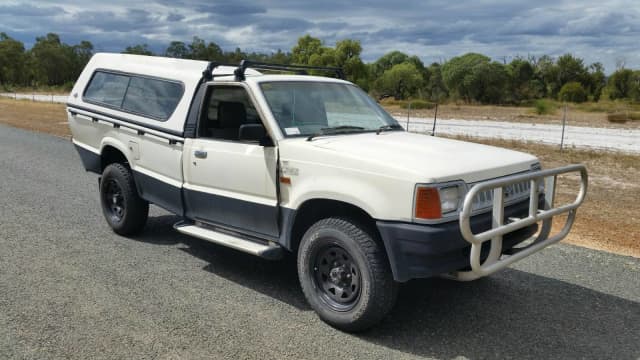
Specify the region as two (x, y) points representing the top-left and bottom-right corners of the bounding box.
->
(376, 124), (403, 135)
(306, 126), (366, 141)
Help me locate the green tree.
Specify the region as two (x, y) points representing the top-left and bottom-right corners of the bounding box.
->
(224, 47), (247, 63)
(291, 35), (326, 65)
(372, 51), (410, 78)
(507, 58), (536, 102)
(71, 40), (94, 80)
(123, 44), (154, 56)
(188, 37), (223, 61)
(559, 81), (587, 103)
(607, 68), (635, 100)
(30, 33), (75, 86)
(373, 62), (423, 100)
(165, 41), (189, 58)
(0, 32), (26, 86)
(442, 53), (507, 103)
(334, 39), (367, 86)
(425, 62), (447, 102)
(586, 62), (606, 101)
(556, 54), (588, 89)
(532, 55), (559, 97)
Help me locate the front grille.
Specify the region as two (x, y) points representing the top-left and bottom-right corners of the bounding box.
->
(472, 179), (532, 211)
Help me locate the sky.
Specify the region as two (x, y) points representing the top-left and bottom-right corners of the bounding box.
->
(1, 0), (639, 73)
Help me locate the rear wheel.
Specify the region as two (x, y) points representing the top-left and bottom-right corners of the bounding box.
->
(297, 217), (397, 332)
(100, 163), (148, 235)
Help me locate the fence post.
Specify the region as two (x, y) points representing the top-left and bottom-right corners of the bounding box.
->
(406, 102), (411, 131)
(432, 102), (438, 136)
(560, 103), (567, 151)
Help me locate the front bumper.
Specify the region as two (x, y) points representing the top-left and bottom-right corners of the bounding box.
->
(378, 164), (588, 283)
(377, 198), (540, 282)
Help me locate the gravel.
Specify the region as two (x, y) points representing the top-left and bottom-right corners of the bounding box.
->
(0, 124), (639, 359)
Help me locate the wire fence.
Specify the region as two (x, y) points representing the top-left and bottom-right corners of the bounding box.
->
(0, 92), (68, 103)
(1, 92), (638, 154)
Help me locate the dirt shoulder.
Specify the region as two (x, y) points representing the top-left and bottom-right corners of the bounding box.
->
(0, 98), (70, 138)
(1, 98), (638, 258)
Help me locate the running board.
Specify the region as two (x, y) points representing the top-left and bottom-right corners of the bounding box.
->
(174, 222), (283, 260)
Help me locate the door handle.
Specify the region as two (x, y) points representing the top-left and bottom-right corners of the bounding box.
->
(194, 150), (207, 159)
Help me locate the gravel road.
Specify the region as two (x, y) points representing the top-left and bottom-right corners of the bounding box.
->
(399, 117), (640, 154)
(0, 124), (639, 359)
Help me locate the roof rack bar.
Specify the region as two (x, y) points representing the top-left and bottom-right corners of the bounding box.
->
(234, 60), (345, 81)
(201, 61), (239, 82)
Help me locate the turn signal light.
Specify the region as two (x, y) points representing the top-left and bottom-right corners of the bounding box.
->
(415, 187), (442, 219)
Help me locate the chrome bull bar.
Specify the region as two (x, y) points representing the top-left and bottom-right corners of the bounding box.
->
(452, 164), (588, 281)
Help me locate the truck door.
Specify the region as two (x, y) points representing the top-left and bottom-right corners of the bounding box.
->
(182, 84), (279, 238)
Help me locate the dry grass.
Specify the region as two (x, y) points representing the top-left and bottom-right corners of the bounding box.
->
(1, 98), (638, 257)
(0, 98), (70, 138)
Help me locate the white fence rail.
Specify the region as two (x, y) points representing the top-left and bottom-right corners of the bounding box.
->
(1, 93), (68, 103)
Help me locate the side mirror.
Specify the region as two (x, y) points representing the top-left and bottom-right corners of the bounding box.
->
(239, 124), (273, 146)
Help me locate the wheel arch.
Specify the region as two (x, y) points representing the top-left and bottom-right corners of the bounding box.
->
(100, 138), (132, 171)
(283, 198), (381, 253)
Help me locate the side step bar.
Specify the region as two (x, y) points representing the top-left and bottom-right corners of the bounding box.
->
(174, 222), (283, 260)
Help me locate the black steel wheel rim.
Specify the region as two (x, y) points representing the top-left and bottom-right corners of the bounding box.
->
(312, 244), (361, 311)
(103, 179), (125, 222)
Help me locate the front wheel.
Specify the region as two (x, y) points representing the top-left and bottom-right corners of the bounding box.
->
(100, 163), (148, 235)
(297, 217), (397, 332)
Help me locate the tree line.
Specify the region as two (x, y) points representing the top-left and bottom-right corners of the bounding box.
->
(1, 32), (640, 104)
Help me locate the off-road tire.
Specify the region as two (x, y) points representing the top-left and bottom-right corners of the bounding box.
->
(297, 217), (397, 332)
(100, 163), (148, 235)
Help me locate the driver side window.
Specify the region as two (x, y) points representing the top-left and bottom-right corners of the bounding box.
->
(198, 86), (262, 141)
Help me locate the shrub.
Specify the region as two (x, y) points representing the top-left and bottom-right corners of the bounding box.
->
(558, 82), (587, 103)
(607, 112), (640, 123)
(533, 99), (556, 115)
(404, 100), (436, 110)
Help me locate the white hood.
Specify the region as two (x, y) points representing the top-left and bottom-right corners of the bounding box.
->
(286, 131), (538, 183)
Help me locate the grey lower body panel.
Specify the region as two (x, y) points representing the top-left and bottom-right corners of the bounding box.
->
(377, 198), (543, 282)
(74, 144), (101, 174)
(183, 188), (279, 238)
(132, 170), (184, 216)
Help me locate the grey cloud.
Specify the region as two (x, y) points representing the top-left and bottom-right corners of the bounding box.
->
(167, 13), (185, 22)
(0, 3), (66, 17)
(195, 3), (267, 16)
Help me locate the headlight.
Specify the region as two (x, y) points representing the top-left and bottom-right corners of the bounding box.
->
(439, 186), (461, 213)
(414, 182), (466, 221)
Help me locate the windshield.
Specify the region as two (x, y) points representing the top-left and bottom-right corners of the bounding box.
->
(259, 81), (400, 137)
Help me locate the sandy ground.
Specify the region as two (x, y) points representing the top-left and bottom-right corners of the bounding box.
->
(0, 98), (638, 258)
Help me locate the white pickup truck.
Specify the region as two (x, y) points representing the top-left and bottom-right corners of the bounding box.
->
(68, 53), (588, 331)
